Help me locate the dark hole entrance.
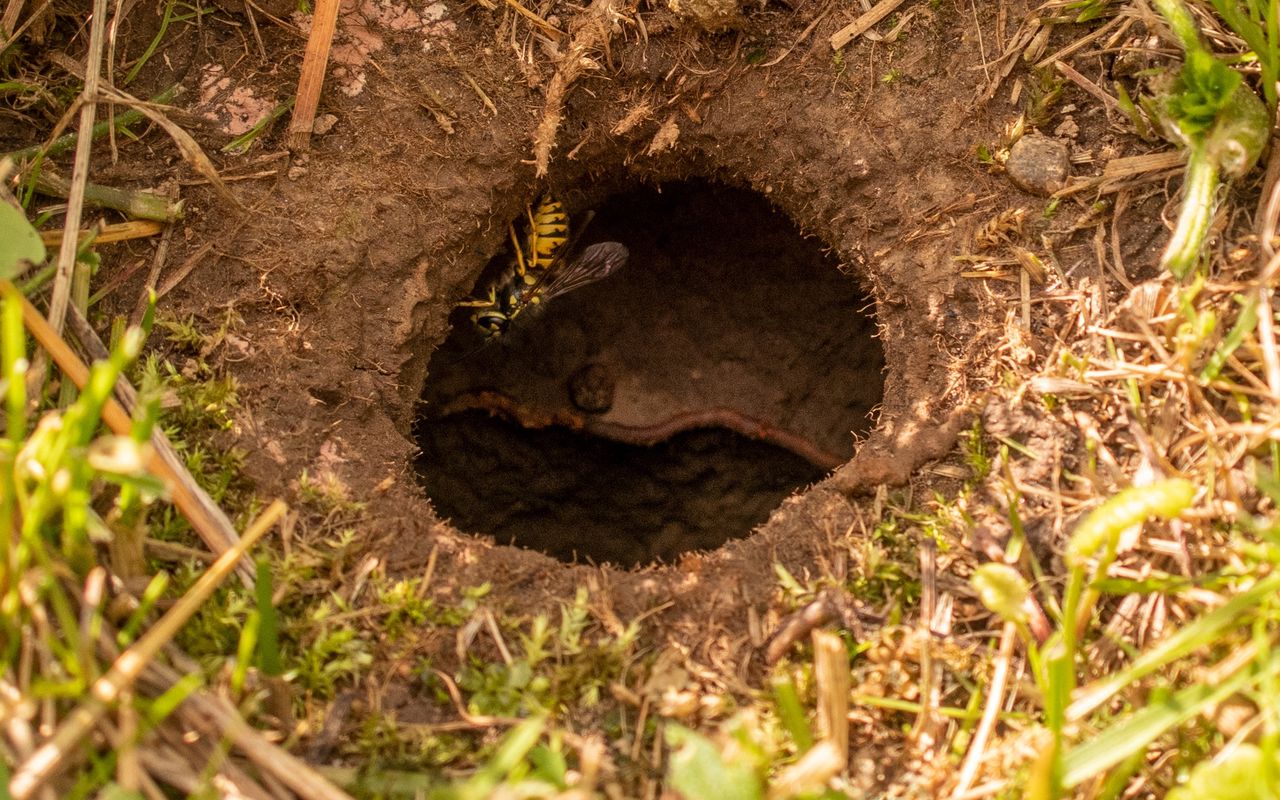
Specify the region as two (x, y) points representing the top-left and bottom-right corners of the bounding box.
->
(414, 181), (885, 566)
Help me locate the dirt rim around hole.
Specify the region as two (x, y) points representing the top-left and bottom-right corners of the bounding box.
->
(138, 0), (1013, 673)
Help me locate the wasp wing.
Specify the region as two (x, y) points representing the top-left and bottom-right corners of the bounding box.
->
(537, 241), (629, 302)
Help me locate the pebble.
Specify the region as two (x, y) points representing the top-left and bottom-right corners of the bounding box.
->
(313, 114), (338, 136)
(1006, 134), (1070, 196)
(569, 363), (615, 414)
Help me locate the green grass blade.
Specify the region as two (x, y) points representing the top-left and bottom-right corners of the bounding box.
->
(1068, 572), (1280, 721)
(1063, 648), (1280, 787)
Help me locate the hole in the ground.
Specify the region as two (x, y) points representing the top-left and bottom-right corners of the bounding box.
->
(417, 411), (824, 565)
(414, 180), (884, 566)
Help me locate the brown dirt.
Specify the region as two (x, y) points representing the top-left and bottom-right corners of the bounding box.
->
(112, 0), (1008, 624)
(6, 0), (1176, 780)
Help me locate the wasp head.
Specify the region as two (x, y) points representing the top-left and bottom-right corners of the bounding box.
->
(473, 309), (509, 338)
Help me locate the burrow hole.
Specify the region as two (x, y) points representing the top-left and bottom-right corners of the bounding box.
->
(414, 181), (885, 567)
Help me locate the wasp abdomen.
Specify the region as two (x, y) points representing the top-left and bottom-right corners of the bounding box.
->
(526, 197), (569, 269)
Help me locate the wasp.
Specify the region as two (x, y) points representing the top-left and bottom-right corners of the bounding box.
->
(460, 197), (628, 340)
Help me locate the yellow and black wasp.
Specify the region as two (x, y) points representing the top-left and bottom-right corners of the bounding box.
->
(461, 196), (629, 340)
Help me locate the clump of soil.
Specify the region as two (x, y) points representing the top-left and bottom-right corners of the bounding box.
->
(414, 181), (885, 563)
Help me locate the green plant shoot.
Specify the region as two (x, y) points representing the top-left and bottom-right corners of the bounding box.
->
(1151, 0), (1270, 280)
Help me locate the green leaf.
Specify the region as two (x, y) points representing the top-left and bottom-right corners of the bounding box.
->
(528, 745), (568, 788)
(1168, 745), (1280, 800)
(1066, 479), (1196, 567)
(255, 559), (282, 675)
(1201, 294), (1258, 380)
(1169, 49), (1243, 137)
(971, 563), (1030, 625)
(95, 784), (145, 800)
(666, 725), (764, 800)
(0, 202), (45, 279)
(1067, 573), (1280, 721)
(771, 674), (814, 752)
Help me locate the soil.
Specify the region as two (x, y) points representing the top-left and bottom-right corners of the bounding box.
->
(4, 0), (1173, 779)
(417, 411), (825, 564)
(143, 0), (1008, 620)
(20, 0), (1017, 653)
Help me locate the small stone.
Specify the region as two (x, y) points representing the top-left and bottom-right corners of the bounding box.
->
(313, 113), (338, 136)
(1006, 134), (1070, 196)
(569, 363), (615, 414)
(1053, 117), (1079, 140)
(287, 164), (309, 180)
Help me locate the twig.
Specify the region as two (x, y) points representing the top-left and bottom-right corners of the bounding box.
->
(39, 219), (164, 247)
(1052, 59), (1118, 113)
(461, 71), (497, 116)
(829, 0), (906, 51)
(45, 0), (109, 339)
(951, 621), (1016, 798)
(1033, 13), (1126, 69)
(155, 241), (214, 300)
(8, 501), (287, 799)
(763, 588), (879, 664)
(286, 0), (340, 150)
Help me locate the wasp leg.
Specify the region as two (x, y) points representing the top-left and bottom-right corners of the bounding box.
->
(457, 285), (499, 308)
(509, 220), (529, 277)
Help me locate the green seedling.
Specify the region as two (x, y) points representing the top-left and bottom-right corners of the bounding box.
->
(1150, 0), (1269, 279)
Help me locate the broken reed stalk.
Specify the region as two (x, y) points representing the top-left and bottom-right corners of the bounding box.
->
(31, 169), (182, 222)
(286, 0), (340, 151)
(7, 500), (288, 799)
(811, 629), (850, 760)
(45, 0), (108, 339)
(2, 280), (254, 583)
